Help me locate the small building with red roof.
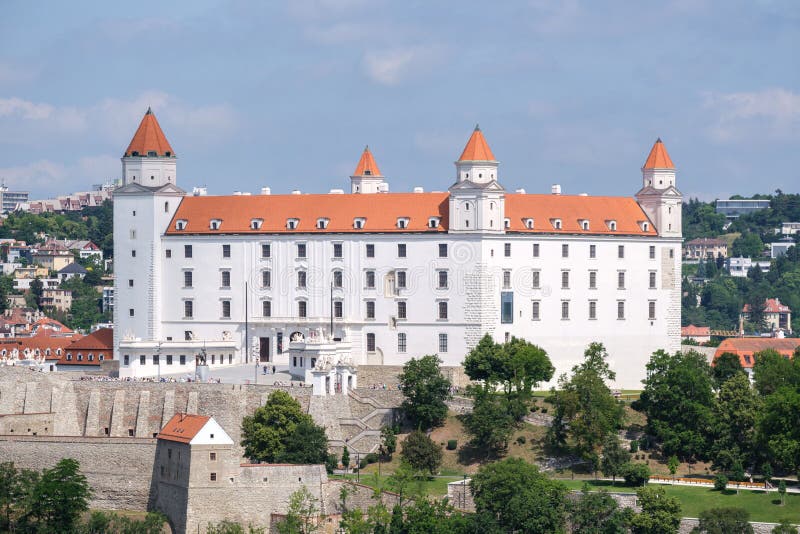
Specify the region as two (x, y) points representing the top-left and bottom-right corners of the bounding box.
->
(741, 298), (792, 334)
(681, 324), (711, 344)
(57, 327), (114, 372)
(714, 337), (800, 379)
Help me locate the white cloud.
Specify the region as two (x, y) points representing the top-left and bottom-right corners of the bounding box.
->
(362, 46), (446, 86)
(0, 155), (119, 198)
(704, 88), (800, 143)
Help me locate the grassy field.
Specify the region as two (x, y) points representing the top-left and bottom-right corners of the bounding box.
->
(331, 473), (462, 497)
(557, 479), (800, 523)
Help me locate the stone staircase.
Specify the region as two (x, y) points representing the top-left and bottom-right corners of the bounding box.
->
(316, 390), (398, 454)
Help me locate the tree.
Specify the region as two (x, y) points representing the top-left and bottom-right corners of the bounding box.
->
(32, 458), (91, 531)
(753, 349), (800, 396)
(462, 388), (515, 455)
(381, 426), (397, 456)
(772, 520), (799, 534)
(635, 349), (714, 460)
(758, 387), (800, 473)
(630, 486), (682, 534)
(341, 448), (351, 471)
(398, 355), (451, 430)
(29, 276), (44, 309)
(601, 436), (631, 483)
(732, 232), (765, 259)
(470, 458), (567, 534)
(84, 511), (168, 534)
(692, 507), (753, 534)
(548, 343), (624, 457)
(621, 463), (651, 487)
(464, 334), (554, 421)
(667, 455), (680, 482)
(779, 480), (787, 506)
(709, 373), (759, 473)
(569, 485), (633, 534)
(713, 474), (728, 491)
(712, 352), (746, 389)
(386, 461), (423, 506)
(241, 391), (327, 464)
(400, 430), (442, 476)
(276, 486), (319, 534)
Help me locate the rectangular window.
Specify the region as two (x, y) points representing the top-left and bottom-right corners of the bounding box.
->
(262, 243), (271, 258)
(366, 244), (375, 258)
(503, 270), (511, 289)
(439, 244), (448, 258)
(131, 250), (136, 257)
(649, 301), (656, 320)
(334, 301), (343, 318)
(222, 300), (231, 318)
(501, 292), (513, 324)
(366, 333), (376, 352)
(439, 333), (448, 353)
(618, 271), (625, 290)
(262, 270), (271, 288)
(210, 452), (216, 461)
(438, 301), (448, 320)
(184, 271), (193, 287)
(561, 270), (570, 289)
(222, 244), (231, 258)
(153, 355), (159, 365)
(589, 300), (597, 320)
(589, 271), (597, 289)
(532, 270), (540, 289)
(649, 271), (657, 289)
(263, 301), (271, 317)
(561, 301), (570, 320)
(129, 308), (135, 317)
(438, 270), (448, 289)
(210, 473), (217, 482)
(124, 354), (130, 365)
(333, 243), (343, 258)
(589, 244), (596, 258)
(184, 245), (192, 258)
(532, 301), (540, 321)
(618, 245), (625, 258)
(128, 279), (134, 287)
(617, 301), (625, 320)
(397, 301), (407, 319)
(649, 245), (656, 259)
(397, 333), (407, 353)
(398, 244), (407, 258)
(184, 331), (192, 341)
(365, 270), (375, 288)
(140, 355), (146, 365)
(297, 271), (307, 288)
(504, 243), (511, 257)
(397, 271), (407, 289)
(366, 301), (375, 319)
(297, 243), (306, 258)
(165, 249), (172, 258)
(562, 244), (569, 258)
(221, 271), (231, 287)
(533, 243), (540, 257)
(298, 301), (307, 318)
(333, 271), (343, 288)
(184, 300), (193, 318)
(166, 354), (173, 365)
(180, 355), (186, 365)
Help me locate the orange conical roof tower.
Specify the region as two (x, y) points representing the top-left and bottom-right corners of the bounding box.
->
(642, 138), (674, 169)
(352, 146), (382, 177)
(458, 124), (496, 161)
(124, 108), (175, 157)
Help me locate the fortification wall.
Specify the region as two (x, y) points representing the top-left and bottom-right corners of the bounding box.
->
(0, 436), (157, 510)
(357, 365), (471, 389)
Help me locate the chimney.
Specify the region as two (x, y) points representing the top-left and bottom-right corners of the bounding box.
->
(329, 189), (344, 194)
(515, 188), (526, 194)
(413, 187), (424, 193)
(551, 184), (561, 195)
(291, 190), (302, 195)
(260, 187), (271, 195)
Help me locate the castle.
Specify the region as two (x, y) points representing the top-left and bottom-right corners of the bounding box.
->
(113, 111), (682, 387)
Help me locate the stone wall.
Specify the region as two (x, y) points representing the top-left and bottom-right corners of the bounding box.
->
(357, 365), (471, 389)
(679, 519), (788, 534)
(0, 412), (54, 435)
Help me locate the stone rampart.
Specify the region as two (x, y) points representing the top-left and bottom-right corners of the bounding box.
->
(357, 365), (471, 389)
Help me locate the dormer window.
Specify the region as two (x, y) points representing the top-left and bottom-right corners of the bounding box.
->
(607, 220), (617, 231)
(175, 219), (188, 231)
(316, 218), (329, 230)
(147, 151), (157, 157)
(552, 219), (562, 230)
(428, 217), (440, 229)
(354, 218), (366, 229)
(250, 219), (263, 230)
(640, 221), (650, 232)
(580, 220), (590, 231)
(504, 218), (511, 229)
(287, 218), (299, 230)
(397, 218), (409, 229)
(524, 218), (534, 229)
(210, 219), (222, 230)
(363, 170), (372, 175)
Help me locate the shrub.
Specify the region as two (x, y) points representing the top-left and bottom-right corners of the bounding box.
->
(714, 474), (728, 491)
(446, 439), (458, 450)
(630, 440), (639, 453)
(364, 453), (379, 464)
(621, 462), (650, 486)
(541, 408), (548, 414)
(359, 457), (368, 469)
(516, 436), (527, 445)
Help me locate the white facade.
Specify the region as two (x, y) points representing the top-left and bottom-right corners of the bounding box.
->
(113, 115), (682, 387)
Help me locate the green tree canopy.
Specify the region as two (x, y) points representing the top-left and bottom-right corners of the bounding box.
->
(710, 373), (760, 473)
(462, 387), (516, 455)
(400, 430), (443, 476)
(569, 485), (633, 534)
(601, 435), (632, 483)
(32, 458), (92, 531)
(753, 349), (800, 396)
(692, 507), (753, 534)
(712, 352), (746, 389)
(398, 355), (451, 430)
(630, 486), (682, 534)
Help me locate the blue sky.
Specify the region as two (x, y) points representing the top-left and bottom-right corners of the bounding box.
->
(0, 0), (797, 200)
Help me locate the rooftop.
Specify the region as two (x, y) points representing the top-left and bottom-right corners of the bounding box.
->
(157, 413), (210, 444)
(642, 138), (675, 170)
(124, 108), (175, 158)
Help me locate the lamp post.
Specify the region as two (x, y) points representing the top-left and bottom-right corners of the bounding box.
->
(356, 451), (360, 483)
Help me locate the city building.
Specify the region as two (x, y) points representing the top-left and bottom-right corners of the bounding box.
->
(683, 237), (728, 259)
(781, 222), (800, 236)
(102, 286), (114, 315)
(741, 298), (792, 334)
(42, 239), (104, 261)
(725, 256), (771, 277)
(715, 198), (771, 218)
(58, 328), (113, 371)
(31, 250), (74, 272)
(681, 324), (711, 344)
(770, 238), (796, 259)
(57, 262), (88, 281)
(40, 289), (73, 313)
(714, 337), (800, 380)
(0, 185), (29, 213)
(23, 187), (112, 214)
(113, 111), (682, 387)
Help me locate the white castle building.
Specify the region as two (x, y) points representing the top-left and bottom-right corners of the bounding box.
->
(114, 110), (682, 387)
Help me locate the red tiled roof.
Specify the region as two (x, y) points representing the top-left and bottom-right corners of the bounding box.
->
(59, 328), (113, 365)
(743, 298), (791, 314)
(458, 125), (496, 161)
(642, 138), (675, 169)
(158, 414), (210, 444)
(166, 192), (655, 236)
(124, 108), (174, 157)
(0, 333), (81, 361)
(352, 146), (382, 177)
(682, 325), (711, 337)
(714, 337), (800, 368)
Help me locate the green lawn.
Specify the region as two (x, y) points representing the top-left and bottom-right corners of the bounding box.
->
(557, 479), (800, 523)
(331, 473), (462, 497)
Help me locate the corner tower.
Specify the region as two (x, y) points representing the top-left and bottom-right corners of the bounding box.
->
(350, 146), (388, 193)
(449, 125), (505, 233)
(635, 138), (682, 238)
(121, 108), (177, 187)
